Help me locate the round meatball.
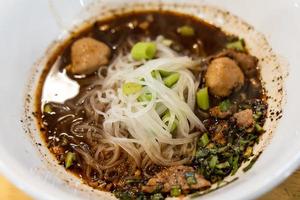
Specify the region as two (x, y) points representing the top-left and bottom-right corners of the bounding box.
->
(205, 57), (244, 97)
(67, 37), (111, 75)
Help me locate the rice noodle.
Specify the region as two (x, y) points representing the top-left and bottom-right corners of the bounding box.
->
(74, 36), (206, 173)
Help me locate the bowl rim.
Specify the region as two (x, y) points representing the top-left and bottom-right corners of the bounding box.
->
(1, 0), (300, 199)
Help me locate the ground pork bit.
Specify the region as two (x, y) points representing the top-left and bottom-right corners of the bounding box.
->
(214, 49), (258, 77)
(142, 165), (211, 193)
(51, 146), (64, 155)
(211, 121), (228, 145)
(210, 106), (232, 119)
(234, 109), (254, 128)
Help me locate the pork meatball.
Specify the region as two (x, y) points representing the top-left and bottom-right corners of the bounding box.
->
(205, 57), (244, 97)
(67, 37), (111, 75)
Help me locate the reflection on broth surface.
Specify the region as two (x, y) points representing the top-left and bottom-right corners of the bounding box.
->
(37, 11), (267, 199)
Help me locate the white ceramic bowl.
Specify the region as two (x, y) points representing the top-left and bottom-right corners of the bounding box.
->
(0, 0), (300, 199)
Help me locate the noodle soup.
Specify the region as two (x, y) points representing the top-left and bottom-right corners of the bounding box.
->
(37, 11), (267, 199)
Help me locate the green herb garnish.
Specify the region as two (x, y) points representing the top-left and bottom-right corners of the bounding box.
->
(243, 152), (262, 172)
(170, 185), (182, 197)
(255, 123), (264, 133)
(209, 156), (218, 169)
(185, 172), (197, 185)
(231, 155), (239, 175)
(219, 99), (231, 112)
(198, 133), (210, 147)
(216, 161), (230, 169)
(195, 147), (209, 158)
(150, 193), (164, 200)
(114, 191), (131, 200)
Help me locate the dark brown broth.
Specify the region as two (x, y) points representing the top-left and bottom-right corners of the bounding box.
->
(37, 11), (267, 199)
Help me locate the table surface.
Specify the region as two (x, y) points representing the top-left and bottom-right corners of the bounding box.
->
(0, 169), (299, 200)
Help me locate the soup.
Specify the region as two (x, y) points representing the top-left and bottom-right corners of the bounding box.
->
(37, 11), (267, 199)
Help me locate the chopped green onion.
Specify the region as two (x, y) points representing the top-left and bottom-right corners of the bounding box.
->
(151, 193), (164, 200)
(170, 123), (177, 132)
(255, 123), (264, 132)
(177, 25), (195, 36)
(185, 172), (197, 185)
(122, 82), (142, 96)
(65, 152), (76, 169)
(198, 133), (210, 147)
(44, 104), (53, 114)
(231, 155), (239, 175)
(162, 111), (171, 120)
(219, 99), (231, 112)
(131, 42), (157, 61)
(151, 70), (156, 78)
(170, 185), (182, 197)
(196, 87), (210, 110)
(226, 39), (245, 52)
(162, 111), (177, 132)
(151, 70), (161, 79)
(137, 93), (152, 102)
(163, 73), (180, 88)
(159, 70), (173, 77)
(216, 161), (230, 169)
(209, 156), (218, 169)
(244, 146), (253, 158)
